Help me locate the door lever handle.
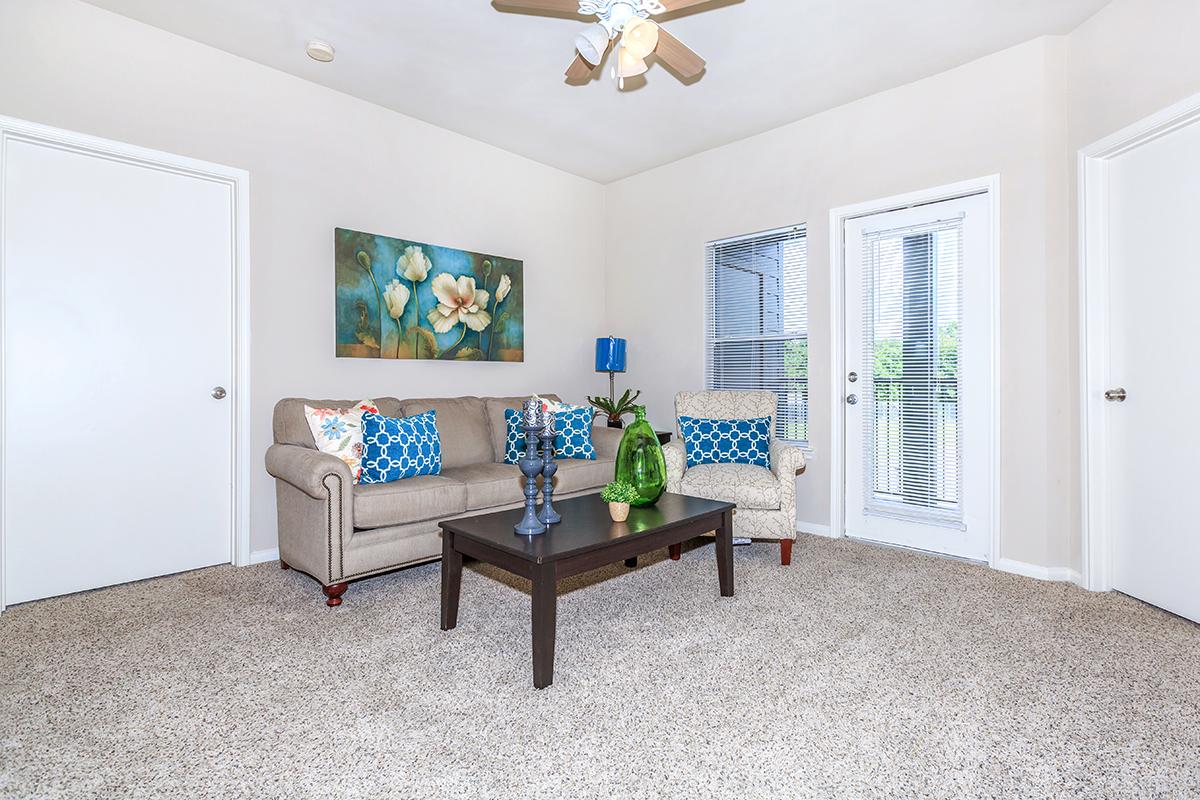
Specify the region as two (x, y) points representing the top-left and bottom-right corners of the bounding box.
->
(1104, 388), (1126, 402)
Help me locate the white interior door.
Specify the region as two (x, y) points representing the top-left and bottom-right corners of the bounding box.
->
(1107, 118), (1200, 623)
(3, 132), (235, 605)
(843, 193), (992, 560)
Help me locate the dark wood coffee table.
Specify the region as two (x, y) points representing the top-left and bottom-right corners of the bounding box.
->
(438, 492), (735, 689)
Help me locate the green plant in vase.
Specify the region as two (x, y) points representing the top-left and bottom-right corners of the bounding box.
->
(615, 405), (667, 508)
(588, 388), (642, 429)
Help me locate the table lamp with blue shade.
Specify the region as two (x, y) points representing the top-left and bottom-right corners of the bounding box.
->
(595, 336), (626, 405)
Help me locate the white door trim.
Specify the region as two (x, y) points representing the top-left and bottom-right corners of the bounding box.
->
(828, 175), (1001, 565)
(0, 115), (252, 611)
(1078, 92), (1200, 593)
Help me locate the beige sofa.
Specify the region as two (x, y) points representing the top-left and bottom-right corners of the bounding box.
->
(265, 394), (620, 605)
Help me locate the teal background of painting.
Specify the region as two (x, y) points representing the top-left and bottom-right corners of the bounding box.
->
(334, 227), (524, 361)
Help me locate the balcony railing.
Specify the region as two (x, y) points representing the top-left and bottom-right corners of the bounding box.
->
(865, 377), (959, 510)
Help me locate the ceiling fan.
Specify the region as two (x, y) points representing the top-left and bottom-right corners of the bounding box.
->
(494, 0), (711, 88)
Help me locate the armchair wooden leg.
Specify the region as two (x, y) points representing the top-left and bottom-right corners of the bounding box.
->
(668, 543), (682, 561)
(323, 582), (348, 607)
(780, 539), (793, 566)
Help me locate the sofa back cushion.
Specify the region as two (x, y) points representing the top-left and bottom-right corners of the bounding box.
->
(484, 394), (562, 463)
(273, 397), (404, 448)
(400, 396), (491, 469)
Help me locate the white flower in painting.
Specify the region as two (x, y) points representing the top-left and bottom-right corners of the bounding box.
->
(496, 274), (512, 304)
(383, 279), (410, 320)
(426, 273), (491, 333)
(397, 245), (431, 282)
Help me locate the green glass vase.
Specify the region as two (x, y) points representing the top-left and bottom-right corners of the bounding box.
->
(615, 405), (667, 507)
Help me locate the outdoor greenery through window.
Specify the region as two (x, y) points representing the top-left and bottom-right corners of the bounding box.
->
(862, 220), (963, 521)
(704, 225), (808, 445)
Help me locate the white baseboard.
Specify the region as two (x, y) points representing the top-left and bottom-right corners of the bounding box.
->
(796, 520), (834, 538)
(249, 547), (280, 565)
(993, 558), (1082, 585)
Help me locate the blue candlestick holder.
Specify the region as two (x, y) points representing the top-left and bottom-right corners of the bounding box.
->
(515, 419), (547, 536)
(538, 414), (561, 526)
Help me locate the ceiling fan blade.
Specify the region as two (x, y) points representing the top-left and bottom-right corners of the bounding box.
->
(565, 52), (595, 82)
(659, 0), (719, 11)
(493, 0), (581, 13)
(655, 28), (706, 79)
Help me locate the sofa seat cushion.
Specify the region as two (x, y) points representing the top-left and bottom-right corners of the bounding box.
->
(680, 463), (780, 510)
(400, 396), (491, 469)
(352, 475), (466, 529)
(440, 463), (525, 510)
(551, 458), (615, 496)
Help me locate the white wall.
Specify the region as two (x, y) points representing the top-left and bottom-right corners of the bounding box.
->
(606, 37), (1070, 567)
(0, 0), (608, 554)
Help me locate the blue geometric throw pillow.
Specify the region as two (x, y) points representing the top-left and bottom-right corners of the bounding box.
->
(553, 404), (596, 460)
(678, 415), (771, 469)
(502, 405), (596, 463)
(360, 410), (442, 484)
(503, 408), (525, 465)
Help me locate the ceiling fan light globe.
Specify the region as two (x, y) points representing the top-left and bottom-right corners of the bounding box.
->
(621, 17), (659, 60)
(617, 47), (649, 78)
(575, 22), (610, 66)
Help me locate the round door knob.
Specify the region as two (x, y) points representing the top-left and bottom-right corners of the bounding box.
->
(846, 394), (859, 405)
(211, 386), (227, 400)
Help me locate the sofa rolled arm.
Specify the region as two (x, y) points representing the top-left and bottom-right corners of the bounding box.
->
(664, 440), (687, 493)
(265, 444), (353, 500)
(266, 444), (355, 583)
(770, 440), (806, 522)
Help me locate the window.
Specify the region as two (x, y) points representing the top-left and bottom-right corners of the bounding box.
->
(861, 219), (962, 523)
(705, 225), (808, 445)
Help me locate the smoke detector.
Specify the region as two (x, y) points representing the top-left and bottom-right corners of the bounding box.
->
(305, 39), (335, 63)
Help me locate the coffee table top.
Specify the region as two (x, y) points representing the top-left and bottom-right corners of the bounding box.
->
(439, 492), (732, 564)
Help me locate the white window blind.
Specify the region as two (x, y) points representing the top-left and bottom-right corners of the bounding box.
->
(861, 216), (963, 525)
(704, 225), (808, 445)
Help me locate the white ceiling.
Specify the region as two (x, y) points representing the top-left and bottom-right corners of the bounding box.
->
(81, 0), (1111, 183)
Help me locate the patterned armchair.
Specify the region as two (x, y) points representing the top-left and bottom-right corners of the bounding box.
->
(664, 390), (806, 565)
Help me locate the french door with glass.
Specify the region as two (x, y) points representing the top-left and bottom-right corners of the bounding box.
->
(842, 192), (992, 560)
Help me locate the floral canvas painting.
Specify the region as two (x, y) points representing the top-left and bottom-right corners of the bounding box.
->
(335, 228), (524, 361)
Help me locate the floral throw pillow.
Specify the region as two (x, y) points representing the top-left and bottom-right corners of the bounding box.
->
(303, 400), (379, 483)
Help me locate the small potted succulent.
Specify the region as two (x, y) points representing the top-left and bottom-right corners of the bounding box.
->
(600, 480), (640, 522)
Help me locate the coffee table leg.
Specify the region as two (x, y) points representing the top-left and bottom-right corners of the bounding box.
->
(440, 532), (462, 631)
(716, 509), (735, 597)
(532, 563), (557, 689)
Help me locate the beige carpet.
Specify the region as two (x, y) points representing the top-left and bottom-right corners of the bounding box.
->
(1, 535), (1198, 799)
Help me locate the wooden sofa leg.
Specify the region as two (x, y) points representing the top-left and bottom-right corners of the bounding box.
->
(280, 560), (291, 570)
(780, 539), (793, 567)
(668, 543), (682, 561)
(323, 582), (348, 607)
